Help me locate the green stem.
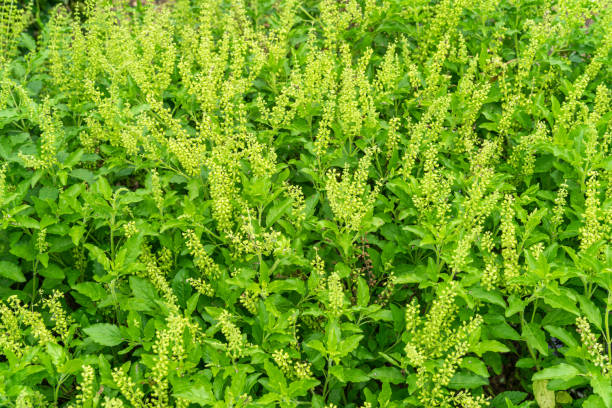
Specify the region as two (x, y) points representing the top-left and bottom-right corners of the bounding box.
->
(31, 258), (39, 309)
(322, 358), (332, 400)
(521, 311), (540, 370)
(531, 298), (538, 322)
(605, 300), (611, 361)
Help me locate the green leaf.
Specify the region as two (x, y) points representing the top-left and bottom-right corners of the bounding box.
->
(556, 391), (573, 404)
(173, 384), (214, 405)
(0, 261), (25, 282)
(257, 393), (281, 405)
(46, 342), (66, 367)
(551, 95), (561, 117)
(506, 295), (527, 317)
(357, 277), (369, 307)
(326, 319), (341, 355)
(15, 216), (40, 229)
(533, 379), (555, 408)
(584, 395), (607, 408)
(541, 290), (579, 316)
(577, 295), (602, 331)
(85, 244), (112, 272)
(523, 323), (549, 356)
(533, 364), (580, 381)
(305, 339), (326, 356)
(470, 288), (506, 308)
(264, 360), (286, 392)
(369, 367), (403, 384)
(94, 176), (113, 200)
(470, 340), (510, 356)
(83, 323), (124, 347)
(489, 322), (521, 341)
(543, 325), (578, 348)
(448, 371), (488, 389)
(330, 366), (370, 383)
(115, 235), (143, 272)
(60, 358), (86, 375)
(39, 186), (59, 201)
(490, 391), (528, 408)
(378, 381), (392, 406)
(339, 335), (363, 357)
(63, 148), (84, 168)
(70, 168), (95, 183)
(266, 198), (292, 227)
(187, 293), (200, 316)
(72, 282), (107, 301)
(130, 276), (158, 304)
(268, 278), (305, 295)
(39, 264), (65, 280)
(591, 373), (612, 408)
(10, 243), (36, 262)
(460, 357), (489, 377)
(287, 378), (319, 397)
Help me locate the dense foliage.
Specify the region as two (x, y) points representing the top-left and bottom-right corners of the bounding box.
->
(0, 0), (611, 407)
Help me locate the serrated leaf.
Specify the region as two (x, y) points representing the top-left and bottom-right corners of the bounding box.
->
(471, 288), (506, 308)
(46, 342), (65, 368)
(448, 371), (488, 389)
(506, 295), (527, 317)
(305, 339), (326, 355)
(39, 186), (59, 201)
(85, 244), (112, 272)
(583, 395), (607, 408)
(268, 278), (305, 295)
(523, 323), (549, 356)
(489, 322), (521, 341)
(130, 276), (158, 303)
(264, 360), (286, 392)
(339, 335), (363, 357)
(0, 261), (25, 282)
(369, 367), (403, 384)
(490, 391), (528, 408)
(543, 325), (578, 348)
(533, 364), (579, 381)
(72, 282), (107, 301)
(83, 323), (124, 346)
(470, 340), (510, 356)
(287, 378), (319, 397)
(10, 243), (36, 262)
(461, 357), (489, 377)
(94, 176), (112, 200)
(330, 365), (370, 383)
(577, 295), (602, 331)
(70, 168), (94, 183)
(357, 277), (369, 307)
(591, 373), (612, 408)
(266, 198), (292, 227)
(39, 264), (65, 280)
(173, 384), (214, 405)
(541, 289), (579, 316)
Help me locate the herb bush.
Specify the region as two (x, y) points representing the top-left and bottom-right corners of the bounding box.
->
(0, 0), (611, 407)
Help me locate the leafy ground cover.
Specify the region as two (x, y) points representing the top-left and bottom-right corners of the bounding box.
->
(0, 0), (611, 407)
